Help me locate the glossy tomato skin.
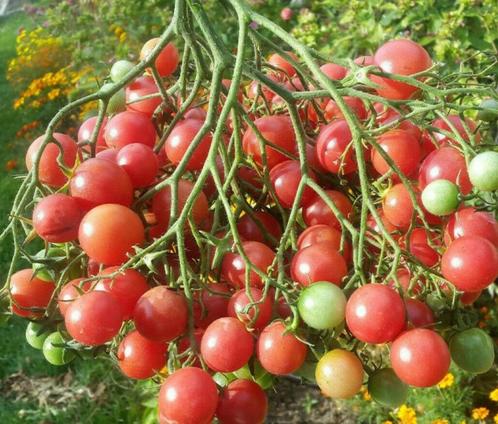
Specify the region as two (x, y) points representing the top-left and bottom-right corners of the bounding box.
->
(140, 39), (179, 77)
(125, 76), (161, 116)
(382, 183), (414, 229)
(70, 158), (134, 211)
(32, 194), (83, 243)
(104, 111), (156, 149)
(257, 321), (307, 375)
(390, 329), (450, 387)
(446, 207), (498, 247)
(320, 62), (347, 80)
(441, 236), (498, 292)
(372, 39), (432, 99)
(298, 224), (352, 262)
(315, 349), (364, 399)
(405, 298), (434, 328)
(316, 120), (357, 175)
(269, 160), (317, 208)
(158, 367), (218, 424)
(432, 115), (480, 145)
(10, 269), (55, 318)
(324, 97), (368, 122)
(303, 190), (353, 230)
(96, 148), (119, 162)
(242, 115), (296, 169)
(165, 119), (212, 171)
(117, 330), (167, 379)
(133, 286), (188, 342)
(95, 267), (149, 320)
(26, 133), (79, 187)
(216, 379), (268, 424)
(227, 287), (273, 330)
(236, 211), (282, 244)
(78, 116), (108, 153)
(345, 284), (405, 344)
(57, 278), (92, 316)
(116, 143), (159, 188)
(221, 241), (276, 289)
(291, 242), (348, 287)
(405, 227), (440, 267)
(79, 204), (145, 266)
(193, 283), (231, 329)
(65, 291), (124, 345)
(268, 52), (298, 76)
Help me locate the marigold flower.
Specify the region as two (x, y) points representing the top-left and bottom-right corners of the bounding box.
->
(494, 413), (498, 424)
(6, 160), (17, 171)
(397, 405), (417, 424)
(490, 388), (498, 401)
(437, 373), (454, 389)
(432, 420), (449, 424)
(471, 407), (489, 420)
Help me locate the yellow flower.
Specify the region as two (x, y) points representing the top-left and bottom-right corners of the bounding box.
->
(432, 420), (449, 424)
(119, 32), (127, 43)
(397, 405), (417, 424)
(471, 407), (489, 420)
(437, 373), (454, 389)
(494, 413), (498, 424)
(490, 388), (498, 401)
(383, 421), (394, 424)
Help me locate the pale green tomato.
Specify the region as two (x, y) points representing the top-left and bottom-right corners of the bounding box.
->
(477, 99), (498, 121)
(25, 322), (51, 350)
(43, 332), (75, 366)
(421, 179), (459, 216)
(110, 60), (134, 83)
(101, 83), (126, 113)
(468, 151), (498, 192)
(368, 368), (408, 408)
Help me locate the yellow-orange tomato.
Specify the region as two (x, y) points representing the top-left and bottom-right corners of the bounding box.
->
(315, 349), (364, 399)
(140, 38), (179, 77)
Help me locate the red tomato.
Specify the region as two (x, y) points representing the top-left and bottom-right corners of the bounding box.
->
(201, 317), (254, 372)
(178, 328), (205, 366)
(242, 115), (296, 169)
(116, 143), (159, 188)
(79, 204), (145, 266)
(366, 209), (398, 235)
(117, 330), (166, 379)
(320, 62), (347, 80)
(125, 76), (161, 117)
(95, 267), (149, 320)
(57, 278), (92, 316)
(303, 190), (353, 230)
(70, 158), (134, 211)
(291, 242), (348, 286)
(184, 107), (208, 121)
(418, 146), (472, 194)
(96, 148), (119, 162)
(221, 241), (276, 289)
(32, 194), (83, 243)
(372, 39), (432, 99)
(236, 211), (282, 244)
(382, 113), (422, 141)
(387, 268), (423, 295)
(460, 290), (482, 305)
(140, 39), (179, 77)
(165, 119), (212, 171)
(268, 52), (298, 76)
(133, 286), (188, 342)
(316, 119), (357, 174)
(405, 298), (434, 328)
(405, 228), (440, 267)
(78, 116), (108, 153)
(10, 269), (55, 318)
(193, 283), (231, 329)
(432, 115), (480, 145)
(324, 97), (368, 122)
(297, 225), (352, 262)
(104, 111), (156, 149)
(257, 321), (307, 375)
(65, 291), (124, 345)
(246, 74), (281, 103)
(383, 183), (414, 229)
(216, 379), (268, 424)
(391, 329), (450, 387)
(446, 207), (498, 247)
(26, 133), (79, 187)
(354, 55), (374, 66)
(228, 287), (273, 330)
(441, 236), (498, 292)
(345, 284), (405, 344)
(371, 129), (421, 178)
(269, 160), (317, 208)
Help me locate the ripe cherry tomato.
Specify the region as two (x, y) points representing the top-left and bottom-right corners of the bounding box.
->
(78, 116), (108, 153)
(387, 268), (423, 295)
(10, 269), (55, 318)
(390, 329), (450, 387)
(382, 183), (414, 229)
(65, 291), (124, 345)
(405, 298), (434, 328)
(291, 242), (348, 286)
(268, 52), (298, 76)
(104, 111), (156, 149)
(165, 119), (212, 171)
(177, 328), (205, 366)
(201, 317), (254, 372)
(441, 236), (498, 292)
(242, 115), (296, 169)
(140, 39), (179, 77)
(221, 241), (276, 289)
(324, 97), (367, 122)
(125, 76), (161, 117)
(96, 148), (119, 162)
(371, 129), (421, 178)
(236, 211), (282, 244)
(315, 349), (364, 398)
(257, 321), (307, 375)
(320, 62), (347, 80)
(381, 113), (421, 141)
(79, 204), (145, 266)
(216, 379), (268, 424)
(32, 194), (83, 243)
(116, 143), (159, 188)
(269, 160), (317, 208)
(366, 209), (398, 236)
(460, 290), (482, 305)
(228, 287), (273, 330)
(368, 368), (408, 408)
(432, 115), (480, 145)
(449, 328), (495, 374)
(354, 55), (374, 66)
(193, 283), (231, 329)
(117, 330), (167, 379)
(372, 39), (432, 99)
(133, 286), (188, 342)
(303, 190), (353, 230)
(346, 284), (405, 344)
(446, 207), (498, 247)
(26, 133), (79, 187)
(158, 367), (218, 424)
(405, 227), (440, 267)
(57, 278), (92, 316)
(316, 120), (358, 174)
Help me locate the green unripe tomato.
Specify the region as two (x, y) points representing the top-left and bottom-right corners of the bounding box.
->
(468, 151), (498, 192)
(42, 332), (75, 366)
(449, 328), (495, 374)
(421, 179), (459, 216)
(477, 98), (498, 121)
(110, 60), (134, 83)
(298, 282), (346, 330)
(26, 322), (51, 350)
(368, 368), (408, 408)
(100, 83), (126, 113)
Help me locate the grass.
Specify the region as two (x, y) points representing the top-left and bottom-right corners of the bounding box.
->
(0, 13), (155, 424)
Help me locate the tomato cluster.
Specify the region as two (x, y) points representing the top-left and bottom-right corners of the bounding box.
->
(7, 27), (498, 424)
